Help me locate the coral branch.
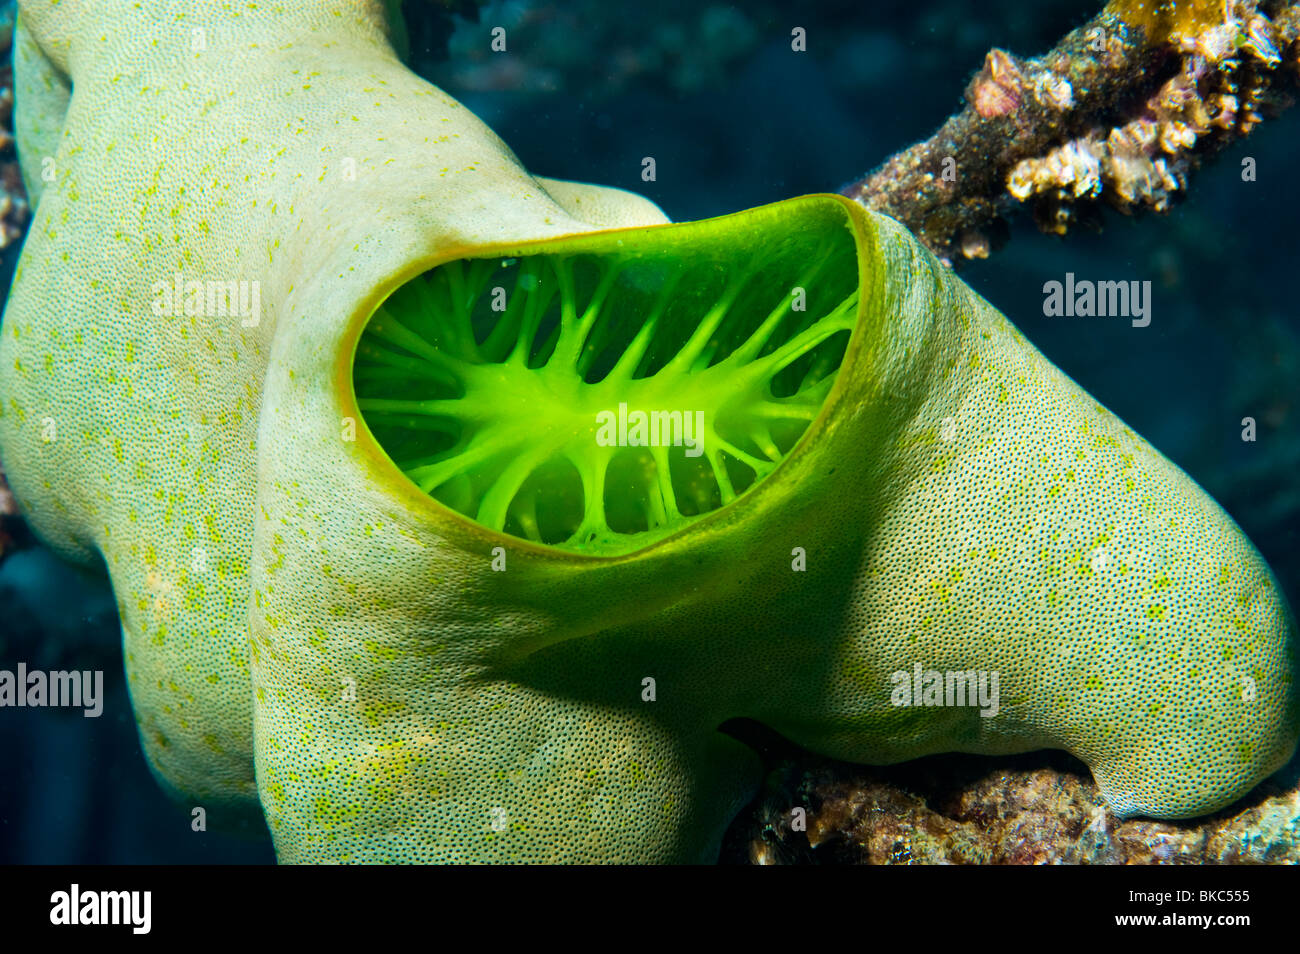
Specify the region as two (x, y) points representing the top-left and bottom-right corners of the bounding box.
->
(0, 5), (26, 253)
(842, 0), (1300, 262)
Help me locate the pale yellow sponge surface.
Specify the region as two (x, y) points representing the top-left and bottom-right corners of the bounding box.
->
(763, 213), (1299, 821)
(0, 0), (667, 817)
(0, 0), (1294, 863)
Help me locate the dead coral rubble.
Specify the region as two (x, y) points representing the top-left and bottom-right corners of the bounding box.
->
(0, 4), (26, 251)
(0, 4), (32, 569)
(735, 751), (1300, 864)
(0, 467), (31, 567)
(843, 0), (1300, 262)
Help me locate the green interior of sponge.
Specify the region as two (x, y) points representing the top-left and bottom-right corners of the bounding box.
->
(352, 208), (860, 554)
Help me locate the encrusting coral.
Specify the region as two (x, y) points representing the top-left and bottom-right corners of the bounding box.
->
(844, 0), (1300, 261)
(0, 466), (27, 564)
(0, 0), (1296, 863)
(734, 749), (1300, 864)
(0, 2), (28, 254)
(0, 2), (28, 570)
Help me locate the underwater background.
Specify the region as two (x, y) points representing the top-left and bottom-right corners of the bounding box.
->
(0, 0), (1296, 863)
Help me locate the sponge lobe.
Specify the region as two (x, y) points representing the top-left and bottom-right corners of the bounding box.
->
(775, 214), (1299, 819)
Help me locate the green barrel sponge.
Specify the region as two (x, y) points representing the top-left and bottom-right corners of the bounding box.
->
(0, 1), (1295, 863)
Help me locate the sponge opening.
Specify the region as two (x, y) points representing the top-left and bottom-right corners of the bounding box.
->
(352, 206), (861, 554)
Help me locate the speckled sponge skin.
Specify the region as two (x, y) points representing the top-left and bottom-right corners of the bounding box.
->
(1, 1), (1296, 863)
(0, 0), (671, 820)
